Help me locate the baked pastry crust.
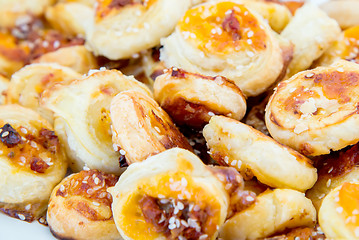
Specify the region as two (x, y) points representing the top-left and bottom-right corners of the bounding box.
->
(220, 189), (316, 240)
(42, 69), (152, 174)
(320, 0), (359, 30)
(154, 67), (246, 128)
(161, 1), (284, 96)
(266, 60), (359, 156)
(0, 75), (9, 105)
(319, 181), (359, 239)
(109, 148), (230, 240)
(87, 0), (191, 59)
(203, 115), (317, 191)
(280, 3), (341, 77)
(7, 63), (82, 123)
(0, 104), (67, 222)
(47, 170), (122, 240)
(110, 90), (193, 165)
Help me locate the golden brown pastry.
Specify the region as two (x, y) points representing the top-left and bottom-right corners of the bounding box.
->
(263, 225), (326, 240)
(280, 3), (341, 77)
(316, 25), (359, 66)
(0, 104), (67, 222)
(203, 115), (317, 191)
(45, 2), (93, 37)
(319, 181), (359, 239)
(110, 90), (193, 165)
(33, 45), (98, 74)
(154, 67), (246, 128)
(320, 0), (359, 30)
(0, 32), (29, 78)
(161, 1), (285, 97)
(7, 63), (82, 123)
(109, 148), (236, 240)
(87, 0), (191, 59)
(265, 60), (359, 156)
(307, 142), (359, 210)
(47, 170), (122, 240)
(0, 0), (55, 28)
(220, 189), (317, 240)
(41, 69), (152, 174)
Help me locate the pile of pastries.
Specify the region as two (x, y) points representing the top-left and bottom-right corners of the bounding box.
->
(0, 0), (358, 239)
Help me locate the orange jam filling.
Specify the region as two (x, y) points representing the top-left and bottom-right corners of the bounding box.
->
(338, 182), (359, 228)
(0, 122), (59, 174)
(120, 173), (221, 240)
(178, 2), (267, 55)
(95, 0), (155, 20)
(342, 26), (359, 63)
(0, 32), (29, 62)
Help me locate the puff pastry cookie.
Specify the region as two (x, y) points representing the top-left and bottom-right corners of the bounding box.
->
(47, 170), (122, 240)
(280, 3), (341, 77)
(266, 60), (359, 156)
(203, 115), (317, 191)
(0, 0), (55, 28)
(7, 63), (82, 123)
(109, 148), (233, 240)
(42, 69), (152, 174)
(161, 1), (284, 97)
(319, 181), (359, 239)
(110, 90), (193, 165)
(45, 2), (93, 37)
(220, 189), (317, 240)
(154, 67), (246, 128)
(320, 0), (359, 29)
(87, 0), (191, 59)
(316, 25), (359, 66)
(33, 45), (98, 74)
(0, 104), (67, 222)
(307, 142), (359, 210)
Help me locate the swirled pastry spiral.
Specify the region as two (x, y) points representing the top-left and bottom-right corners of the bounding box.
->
(87, 0), (191, 60)
(307, 142), (359, 210)
(203, 115), (317, 191)
(109, 148), (235, 240)
(319, 181), (359, 239)
(7, 63), (82, 123)
(320, 0), (359, 30)
(265, 60), (359, 157)
(161, 1), (284, 96)
(110, 90), (193, 165)
(220, 189), (316, 240)
(45, 2), (93, 37)
(47, 170), (122, 240)
(280, 3), (341, 77)
(316, 25), (359, 66)
(0, 0), (55, 28)
(41, 69), (152, 174)
(153, 67), (246, 128)
(33, 46), (98, 74)
(0, 104), (67, 222)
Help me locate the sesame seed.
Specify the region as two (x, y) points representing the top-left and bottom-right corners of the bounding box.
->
(1, 131), (9, 137)
(20, 156), (26, 163)
(230, 160), (237, 166)
(193, 205), (200, 212)
(25, 204), (31, 211)
(199, 235), (208, 240)
(20, 128), (28, 134)
(336, 207), (343, 213)
(94, 177), (100, 185)
(53, 40), (60, 49)
(59, 185), (65, 192)
(30, 141), (37, 148)
(119, 149), (126, 155)
(159, 214), (166, 223)
(294, 237), (300, 240)
(246, 196), (255, 202)
(177, 201), (184, 210)
(305, 73), (314, 78)
(168, 223), (176, 230)
(154, 126), (161, 133)
(174, 206), (179, 214)
(247, 31), (254, 38)
(247, 39), (252, 45)
(337, 67), (344, 73)
(181, 177), (187, 187)
(246, 51), (254, 57)
(181, 220), (189, 227)
(93, 201), (100, 206)
(176, 219), (180, 228)
(18, 214), (26, 221)
(326, 179), (331, 187)
(237, 160), (242, 168)
(83, 165), (90, 171)
(328, 167), (333, 173)
(169, 216), (176, 224)
(318, 194), (325, 199)
(208, 112), (215, 116)
(224, 156), (229, 164)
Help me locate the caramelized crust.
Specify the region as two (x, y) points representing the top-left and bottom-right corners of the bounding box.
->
(154, 67), (246, 128)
